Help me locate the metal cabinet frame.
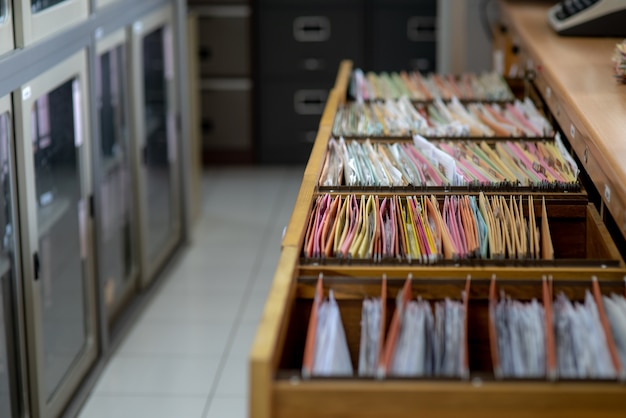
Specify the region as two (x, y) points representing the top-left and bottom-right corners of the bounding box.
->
(12, 49), (98, 418)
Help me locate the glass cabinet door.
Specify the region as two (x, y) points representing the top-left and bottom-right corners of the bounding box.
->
(14, 50), (97, 418)
(0, 0), (14, 56)
(30, 0), (68, 13)
(132, 5), (181, 286)
(0, 97), (23, 418)
(96, 31), (138, 322)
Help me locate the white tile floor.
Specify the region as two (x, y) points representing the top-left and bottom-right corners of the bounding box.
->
(78, 166), (305, 418)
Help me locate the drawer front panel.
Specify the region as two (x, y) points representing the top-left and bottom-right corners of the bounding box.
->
(197, 15), (250, 77)
(258, 81), (329, 163)
(368, 7), (436, 72)
(201, 81), (252, 150)
(259, 8), (363, 79)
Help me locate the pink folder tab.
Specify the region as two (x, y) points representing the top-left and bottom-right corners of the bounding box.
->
(505, 103), (542, 136)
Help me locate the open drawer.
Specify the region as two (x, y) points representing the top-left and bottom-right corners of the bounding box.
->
(300, 193), (625, 269)
(254, 270), (626, 418)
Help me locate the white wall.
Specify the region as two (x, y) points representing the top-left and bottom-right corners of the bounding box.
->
(437, 0), (494, 73)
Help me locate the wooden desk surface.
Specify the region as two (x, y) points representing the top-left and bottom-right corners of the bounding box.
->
(500, 1), (626, 229)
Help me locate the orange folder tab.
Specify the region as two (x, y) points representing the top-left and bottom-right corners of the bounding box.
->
(488, 274), (502, 379)
(378, 274), (413, 378)
(542, 275), (557, 380)
(591, 276), (623, 377)
(302, 273), (324, 378)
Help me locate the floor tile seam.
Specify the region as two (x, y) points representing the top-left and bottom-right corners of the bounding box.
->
(200, 182), (288, 417)
(127, 318), (239, 325)
(85, 393), (208, 398)
(201, 168), (297, 417)
(111, 352), (227, 358)
(93, 390), (212, 397)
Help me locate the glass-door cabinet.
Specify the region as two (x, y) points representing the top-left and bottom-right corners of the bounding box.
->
(13, 50), (97, 418)
(130, 5), (181, 287)
(96, 29), (138, 325)
(0, 0), (15, 56)
(0, 95), (27, 418)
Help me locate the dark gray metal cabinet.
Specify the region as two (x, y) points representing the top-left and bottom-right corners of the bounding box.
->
(256, 0), (436, 163)
(366, 0), (437, 72)
(256, 0), (364, 163)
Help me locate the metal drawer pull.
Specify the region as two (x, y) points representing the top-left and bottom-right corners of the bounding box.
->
(409, 58), (432, 72)
(294, 90), (328, 115)
(300, 131), (318, 144)
(301, 58), (325, 71)
(407, 16), (437, 42)
(293, 16), (331, 42)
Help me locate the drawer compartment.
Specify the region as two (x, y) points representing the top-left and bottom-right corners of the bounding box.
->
(299, 196), (624, 269)
(259, 8), (363, 79)
(200, 80), (252, 151)
(197, 9), (250, 77)
(269, 275), (626, 418)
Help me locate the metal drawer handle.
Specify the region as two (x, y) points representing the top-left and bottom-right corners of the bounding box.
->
(409, 58), (432, 72)
(300, 131), (318, 144)
(293, 16), (331, 42)
(407, 16), (437, 42)
(293, 90), (328, 115)
(301, 58), (326, 71)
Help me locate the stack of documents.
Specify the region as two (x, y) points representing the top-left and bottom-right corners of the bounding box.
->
(333, 97), (553, 138)
(602, 292), (626, 367)
(378, 276), (469, 378)
(303, 193), (554, 263)
(350, 68), (514, 101)
(493, 296), (546, 378)
(358, 277), (387, 376)
(302, 276), (354, 377)
(553, 290), (617, 379)
(319, 135), (579, 190)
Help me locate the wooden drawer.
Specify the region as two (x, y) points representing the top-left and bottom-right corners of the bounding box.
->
(297, 195), (624, 270)
(263, 274), (626, 418)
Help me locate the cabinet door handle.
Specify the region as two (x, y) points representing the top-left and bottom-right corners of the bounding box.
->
(293, 90), (327, 115)
(33, 252), (40, 281)
(407, 16), (437, 42)
(201, 118), (215, 134)
(293, 16), (331, 42)
(199, 46), (212, 61)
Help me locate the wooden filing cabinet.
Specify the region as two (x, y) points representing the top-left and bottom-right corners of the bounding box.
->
(249, 53), (626, 417)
